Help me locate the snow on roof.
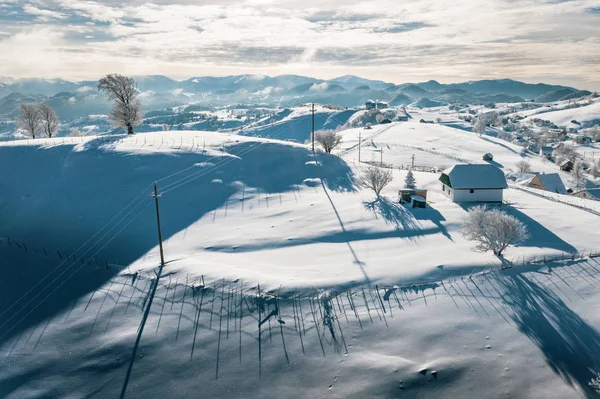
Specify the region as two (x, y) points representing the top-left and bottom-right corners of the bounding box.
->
(536, 173), (567, 194)
(441, 163), (508, 190)
(411, 195), (426, 201)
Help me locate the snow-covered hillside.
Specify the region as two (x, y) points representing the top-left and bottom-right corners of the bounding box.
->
(3, 124), (600, 398)
(1, 127), (597, 288)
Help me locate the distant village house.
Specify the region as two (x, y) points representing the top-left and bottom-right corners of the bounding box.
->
(528, 173), (567, 194)
(559, 160), (574, 172)
(539, 146), (553, 158)
(571, 188), (600, 201)
(365, 101), (388, 110)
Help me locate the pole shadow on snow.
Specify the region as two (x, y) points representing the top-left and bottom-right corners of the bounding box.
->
(497, 272), (600, 398)
(0, 138), (355, 342)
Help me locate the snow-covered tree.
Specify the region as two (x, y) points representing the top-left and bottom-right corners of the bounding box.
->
(572, 160), (586, 187)
(461, 206), (529, 257)
(516, 160), (532, 173)
(589, 373), (600, 394)
(69, 127), (85, 137)
(17, 103), (42, 138)
(37, 104), (60, 138)
(473, 117), (486, 136)
(360, 166), (393, 196)
(314, 130), (342, 153)
(404, 170), (416, 189)
(591, 164), (600, 179)
(98, 74), (142, 135)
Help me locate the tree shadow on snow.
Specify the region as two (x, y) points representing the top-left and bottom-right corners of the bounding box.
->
(362, 196), (421, 231)
(409, 204), (453, 241)
(479, 135), (519, 154)
(497, 272), (600, 398)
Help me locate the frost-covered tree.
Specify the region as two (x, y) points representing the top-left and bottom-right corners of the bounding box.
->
(473, 117), (486, 136)
(98, 74), (142, 135)
(314, 130), (342, 153)
(461, 206), (529, 257)
(17, 103), (42, 138)
(589, 373), (600, 394)
(69, 127), (85, 137)
(404, 170), (416, 189)
(572, 160), (586, 187)
(516, 160), (532, 173)
(360, 166), (393, 196)
(591, 164), (600, 179)
(37, 104), (60, 138)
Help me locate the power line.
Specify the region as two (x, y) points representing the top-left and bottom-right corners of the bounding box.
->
(160, 117), (307, 195)
(0, 184), (152, 320)
(0, 202), (152, 342)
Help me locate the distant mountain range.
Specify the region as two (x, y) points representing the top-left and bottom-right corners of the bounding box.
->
(0, 75), (592, 120)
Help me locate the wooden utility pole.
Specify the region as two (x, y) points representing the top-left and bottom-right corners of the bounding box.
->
(311, 103), (315, 152)
(380, 148), (383, 167)
(411, 153), (415, 169)
(152, 182), (165, 266)
(358, 131), (361, 163)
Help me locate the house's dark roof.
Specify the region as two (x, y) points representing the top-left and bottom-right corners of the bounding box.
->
(535, 173), (567, 194)
(440, 164), (508, 190)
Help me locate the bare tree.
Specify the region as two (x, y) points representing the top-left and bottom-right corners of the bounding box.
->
(98, 74), (142, 134)
(314, 130), (342, 153)
(162, 124), (169, 131)
(461, 206), (529, 257)
(17, 104), (42, 138)
(515, 160), (532, 173)
(37, 104), (60, 138)
(359, 166), (393, 196)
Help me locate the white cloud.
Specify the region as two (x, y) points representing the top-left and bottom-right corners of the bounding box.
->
(22, 4), (67, 21)
(0, 0), (598, 89)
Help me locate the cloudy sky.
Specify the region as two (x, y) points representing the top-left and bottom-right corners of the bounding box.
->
(0, 0), (599, 89)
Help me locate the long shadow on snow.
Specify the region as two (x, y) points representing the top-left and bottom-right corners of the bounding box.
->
(459, 204), (576, 254)
(0, 138), (355, 342)
(497, 272), (600, 398)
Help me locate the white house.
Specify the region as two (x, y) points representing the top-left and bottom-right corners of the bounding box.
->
(439, 164), (508, 203)
(540, 146), (553, 158)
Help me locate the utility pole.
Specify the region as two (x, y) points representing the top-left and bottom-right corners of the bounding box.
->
(358, 131), (361, 163)
(311, 103), (315, 152)
(380, 148), (383, 167)
(151, 182), (165, 267)
(411, 153), (415, 169)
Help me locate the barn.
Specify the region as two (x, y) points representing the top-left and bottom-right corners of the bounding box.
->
(439, 164), (508, 203)
(528, 173), (567, 194)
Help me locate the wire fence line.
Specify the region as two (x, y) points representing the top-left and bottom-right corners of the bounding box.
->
(509, 184), (600, 216)
(4, 242), (600, 393)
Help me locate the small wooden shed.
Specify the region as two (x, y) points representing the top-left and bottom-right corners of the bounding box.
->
(398, 189), (428, 204)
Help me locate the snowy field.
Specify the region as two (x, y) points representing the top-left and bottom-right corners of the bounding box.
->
(2, 124), (600, 398)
